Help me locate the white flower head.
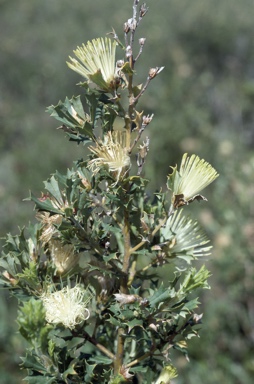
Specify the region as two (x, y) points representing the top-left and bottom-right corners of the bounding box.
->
(67, 37), (118, 91)
(88, 131), (130, 183)
(41, 285), (91, 329)
(49, 239), (79, 275)
(167, 153), (219, 209)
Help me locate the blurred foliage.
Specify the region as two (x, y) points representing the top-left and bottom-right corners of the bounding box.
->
(0, 0), (254, 383)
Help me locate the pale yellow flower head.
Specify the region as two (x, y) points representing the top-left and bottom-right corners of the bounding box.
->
(41, 285), (91, 329)
(49, 240), (79, 275)
(67, 37), (117, 91)
(88, 131), (130, 183)
(168, 153), (219, 209)
(154, 364), (178, 384)
(160, 209), (212, 262)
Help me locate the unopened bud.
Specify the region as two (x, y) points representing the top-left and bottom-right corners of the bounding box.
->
(140, 3), (148, 17)
(139, 38), (146, 46)
(123, 22), (130, 33)
(126, 45), (132, 58)
(116, 59), (124, 68)
(149, 66), (164, 79)
(127, 17), (137, 31)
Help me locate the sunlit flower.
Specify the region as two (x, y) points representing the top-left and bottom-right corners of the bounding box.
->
(36, 212), (62, 245)
(167, 153), (219, 209)
(160, 209), (212, 262)
(154, 364), (178, 384)
(49, 239), (79, 275)
(41, 285), (91, 329)
(67, 37), (118, 91)
(88, 131), (130, 183)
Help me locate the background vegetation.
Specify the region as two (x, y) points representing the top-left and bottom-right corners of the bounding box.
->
(0, 0), (253, 382)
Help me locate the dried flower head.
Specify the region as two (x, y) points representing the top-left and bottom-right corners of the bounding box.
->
(41, 285), (91, 329)
(67, 37), (117, 91)
(49, 240), (79, 275)
(88, 131), (130, 183)
(36, 212), (62, 245)
(168, 153), (219, 209)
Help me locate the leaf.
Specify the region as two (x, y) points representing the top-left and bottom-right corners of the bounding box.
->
(149, 284), (175, 308)
(23, 376), (56, 384)
(84, 361), (97, 382)
(44, 176), (64, 205)
(29, 192), (63, 215)
(47, 96), (94, 142)
(106, 315), (122, 327)
(89, 355), (113, 365)
(126, 318), (144, 332)
(20, 354), (47, 373)
(62, 365), (78, 380)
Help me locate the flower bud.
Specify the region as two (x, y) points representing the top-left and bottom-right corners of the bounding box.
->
(126, 45), (132, 58)
(140, 3), (148, 18)
(139, 37), (146, 46)
(149, 66), (165, 79)
(123, 21), (130, 33)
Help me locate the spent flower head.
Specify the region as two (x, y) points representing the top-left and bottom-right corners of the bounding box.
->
(36, 211), (62, 246)
(88, 130), (130, 183)
(167, 153), (219, 209)
(49, 239), (79, 275)
(41, 285), (91, 329)
(67, 37), (118, 91)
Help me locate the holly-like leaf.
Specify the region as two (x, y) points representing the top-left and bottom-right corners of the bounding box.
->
(149, 284), (176, 308)
(29, 192), (63, 215)
(47, 96), (95, 142)
(44, 176), (64, 206)
(22, 376), (56, 384)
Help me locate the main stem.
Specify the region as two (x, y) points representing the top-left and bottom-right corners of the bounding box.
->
(114, 3), (137, 373)
(114, 190), (131, 374)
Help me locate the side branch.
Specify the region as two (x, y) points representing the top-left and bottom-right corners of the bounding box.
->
(77, 330), (115, 361)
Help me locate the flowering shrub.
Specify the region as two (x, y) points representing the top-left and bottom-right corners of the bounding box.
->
(0, 1), (218, 383)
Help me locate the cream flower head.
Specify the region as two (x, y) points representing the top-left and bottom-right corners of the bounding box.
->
(88, 131), (130, 183)
(160, 209), (212, 262)
(67, 37), (117, 91)
(154, 364), (178, 384)
(167, 153), (219, 209)
(41, 285), (91, 329)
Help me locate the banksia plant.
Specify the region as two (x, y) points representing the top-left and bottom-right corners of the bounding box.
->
(0, 1), (219, 383)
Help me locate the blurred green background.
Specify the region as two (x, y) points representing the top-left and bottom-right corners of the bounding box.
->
(1, 0), (254, 382)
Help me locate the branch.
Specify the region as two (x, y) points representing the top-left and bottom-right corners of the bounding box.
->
(76, 330), (115, 361)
